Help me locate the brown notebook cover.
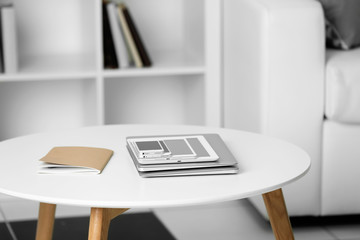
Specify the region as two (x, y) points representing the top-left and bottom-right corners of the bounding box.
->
(39, 146), (113, 174)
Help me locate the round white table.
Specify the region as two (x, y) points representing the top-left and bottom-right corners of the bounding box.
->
(0, 125), (310, 240)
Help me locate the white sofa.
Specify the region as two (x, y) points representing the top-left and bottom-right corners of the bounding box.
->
(224, 0), (360, 217)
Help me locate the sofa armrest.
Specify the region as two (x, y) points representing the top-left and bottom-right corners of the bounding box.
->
(224, 0), (325, 216)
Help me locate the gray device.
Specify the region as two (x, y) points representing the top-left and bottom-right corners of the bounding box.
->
(126, 135), (218, 164)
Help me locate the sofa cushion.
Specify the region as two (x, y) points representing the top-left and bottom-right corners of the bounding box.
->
(322, 120), (360, 215)
(325, 48), (360, 123)
(319, 0), (360, 50)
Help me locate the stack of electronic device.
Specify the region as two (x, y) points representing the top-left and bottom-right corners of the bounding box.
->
(126, 134), (239, 177)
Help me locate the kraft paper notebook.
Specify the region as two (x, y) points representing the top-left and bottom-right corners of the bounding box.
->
(38, 146), (113, 174)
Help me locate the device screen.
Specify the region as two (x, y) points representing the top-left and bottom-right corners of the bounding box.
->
(136, 141), (162, 151)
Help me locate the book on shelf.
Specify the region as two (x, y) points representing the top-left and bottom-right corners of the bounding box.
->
(120, 3), (152, 67)
(102, 2), (118, 69)
(102, 1), (152, 69)
(38, 146), (113, 174)
(106, 2), (130, 68)
(0, 4), (18, 74)
(126, 134), (239, 178)
(116, 3), (143, 68)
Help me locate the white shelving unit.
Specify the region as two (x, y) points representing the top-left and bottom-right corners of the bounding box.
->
(0, 0), (222, 220)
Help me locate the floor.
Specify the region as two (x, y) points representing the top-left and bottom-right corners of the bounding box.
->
(1, 200), (360, 239)
(0, 212), (175, 240)
(154, 200), (360, 240)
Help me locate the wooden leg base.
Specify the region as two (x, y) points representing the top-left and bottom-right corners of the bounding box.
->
(36, 202), (57, 240)
(36, 192), (292, 240)
(263, 188), (294, 240)
(88, 208), (129, 240)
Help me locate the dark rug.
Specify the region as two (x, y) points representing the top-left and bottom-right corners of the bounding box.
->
(0, 212), (175, 240)
(0, 222), (13, 240)
(290, 214), (360, 227)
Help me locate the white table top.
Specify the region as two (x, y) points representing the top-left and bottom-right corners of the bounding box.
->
(0, 125), (310, 209)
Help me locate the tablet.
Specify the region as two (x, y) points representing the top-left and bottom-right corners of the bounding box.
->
(126, 135), (219, 164)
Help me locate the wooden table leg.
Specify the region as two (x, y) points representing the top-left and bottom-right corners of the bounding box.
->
(262, 188), (294, 240)
(36, 202), (57, 240)
(88, 208), (129, 240)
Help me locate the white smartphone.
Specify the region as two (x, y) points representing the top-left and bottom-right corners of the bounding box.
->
(134, 140), (164, 157)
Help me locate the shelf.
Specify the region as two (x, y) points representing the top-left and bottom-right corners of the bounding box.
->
(103, 50), (205, 78)
(0, 72), (96, 83)
(0, 0), (222, 139)
(0, 55), (97, 82)
(103, 66), (204, 78)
